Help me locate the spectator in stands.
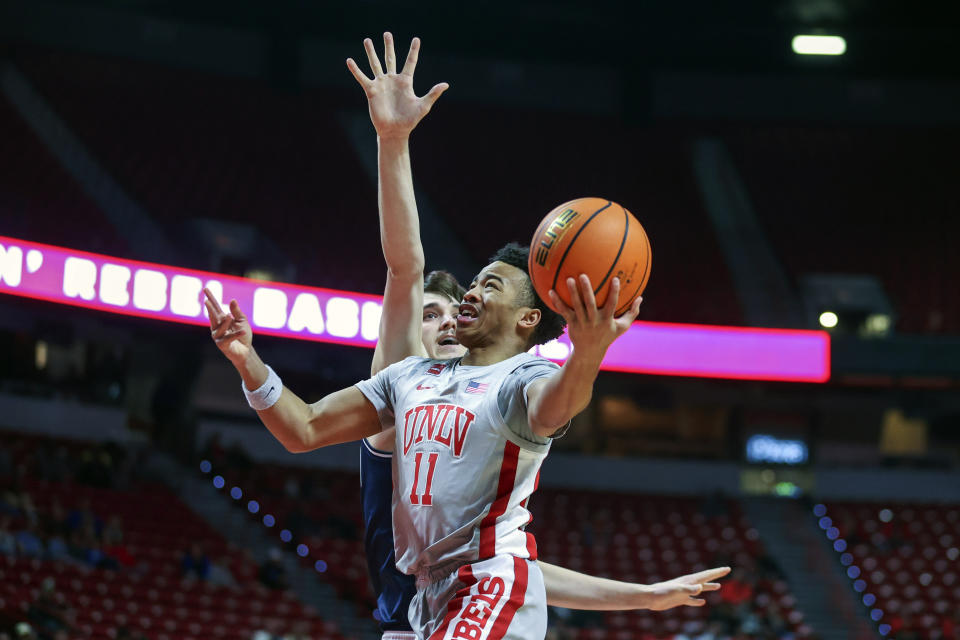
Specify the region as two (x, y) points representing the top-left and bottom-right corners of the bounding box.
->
(207, 555), (237, 588)
(719, 568), (755, 608)
(102, 516), (135, 569)
(66, 520), (103, 567)
(0, 516), (16, 555)
(43, 532), (71, 564)
(765, 602), (789, 636)
(14, 522), (44, 557)
(181, 542), (211, 580)
(688, 620), (726, 640)
(894, 611), (919, 640)
(18, 493), (38, 529)
(26, 578), (73, 640)
(258, 548), (288, 590)
(64, 499), (101, 536)
(942, 608), (960, 638)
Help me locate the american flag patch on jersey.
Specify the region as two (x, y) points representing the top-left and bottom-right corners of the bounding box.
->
(465, 381), (489, 395)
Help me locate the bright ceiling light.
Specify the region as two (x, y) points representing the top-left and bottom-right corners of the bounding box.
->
(792, 35), (846, 56)
(819, 311), (839, 329)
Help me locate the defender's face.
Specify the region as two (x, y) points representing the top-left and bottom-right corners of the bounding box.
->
(456, 262), (531, 348)
(422, 293), (466, 360)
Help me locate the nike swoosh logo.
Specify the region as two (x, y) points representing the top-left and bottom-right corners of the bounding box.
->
(416, 384), (434, 390)
(267, 386), (275, 395)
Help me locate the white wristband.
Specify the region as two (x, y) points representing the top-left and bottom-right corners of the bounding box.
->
(242, 365), (283, 411)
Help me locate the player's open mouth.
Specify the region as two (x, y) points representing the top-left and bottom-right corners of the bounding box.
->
(457, 303), (479, 325)
(438, 335), (458, 346)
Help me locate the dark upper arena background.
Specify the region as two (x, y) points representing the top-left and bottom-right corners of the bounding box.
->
(0, 1), (958, 639)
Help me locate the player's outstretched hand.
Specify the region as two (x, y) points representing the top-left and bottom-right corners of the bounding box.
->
(548, 275), (643, 359)
(644, 566), (731, 611)
(204, 287), (253, 365)
(346, 32), (449, 140)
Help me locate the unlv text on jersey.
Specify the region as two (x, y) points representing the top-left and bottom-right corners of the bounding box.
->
(401, 404), (477, 457)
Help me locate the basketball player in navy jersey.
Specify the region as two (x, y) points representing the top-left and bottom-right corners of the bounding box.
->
(348, 33), (729, 639)
(205, 33), (727, 640)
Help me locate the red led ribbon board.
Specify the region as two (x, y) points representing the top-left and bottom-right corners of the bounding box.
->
(0, 235), (829, 382)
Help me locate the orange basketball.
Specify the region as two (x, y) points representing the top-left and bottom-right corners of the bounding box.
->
(528, 197), (651, 315)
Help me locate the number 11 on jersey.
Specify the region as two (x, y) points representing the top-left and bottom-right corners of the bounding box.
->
(410, 451), (439, 505)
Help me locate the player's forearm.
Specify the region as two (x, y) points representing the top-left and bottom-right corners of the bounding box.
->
(255, 389), (319, 453)
(528, 347), (604, 436)
(378, 136), (425, 277)
(540, 562), (650, 610)
(230, 350), (317, 453)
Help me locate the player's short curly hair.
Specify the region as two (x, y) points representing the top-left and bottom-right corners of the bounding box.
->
(488, 242), (566, 347)
(424, 270), (466, 303)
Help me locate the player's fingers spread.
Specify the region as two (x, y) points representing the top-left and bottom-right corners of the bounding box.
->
(702, 583), (722, 591)
(383, 31), (397, 74)
(363, 38), (384, 76)
(622, 294), (643, 323)
(548, 290), (575, 321)
(229, 299), (246, 321)
(346, 58), (372, 88)
(601, 276), (620, 318)
(203, 287), (224, 313)
(423, 83), (449, 110)
(401, 36), (420, 76)
(687, 598), (706, 607)
(578, 274), (598, 320)
(203, 299), (220, 329)
(694, 567), (731, 582)
(566, 277), (586, 320)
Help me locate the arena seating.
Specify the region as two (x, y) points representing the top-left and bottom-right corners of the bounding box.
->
(0, 94), (128, 257)
(196, 452), (375, 617)
(725, 126), (960, 334)
(823, 501), (960, 639)
(531, 489), (808, 639)
(0, 431), (346, 640)
(204, 451), (811, 639)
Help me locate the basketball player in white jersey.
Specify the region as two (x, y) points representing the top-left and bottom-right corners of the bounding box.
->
(204, 35), (726, 639)
(347, 32), (729, 640)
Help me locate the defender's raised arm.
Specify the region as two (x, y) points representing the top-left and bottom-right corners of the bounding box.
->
(347, 33), (450, 375)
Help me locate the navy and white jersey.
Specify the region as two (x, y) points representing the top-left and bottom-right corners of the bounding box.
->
(355, 353), (560, 577)
(360, 438), (415, 633)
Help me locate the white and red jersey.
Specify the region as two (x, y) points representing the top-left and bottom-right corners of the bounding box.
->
(356, 352), (559, 577)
